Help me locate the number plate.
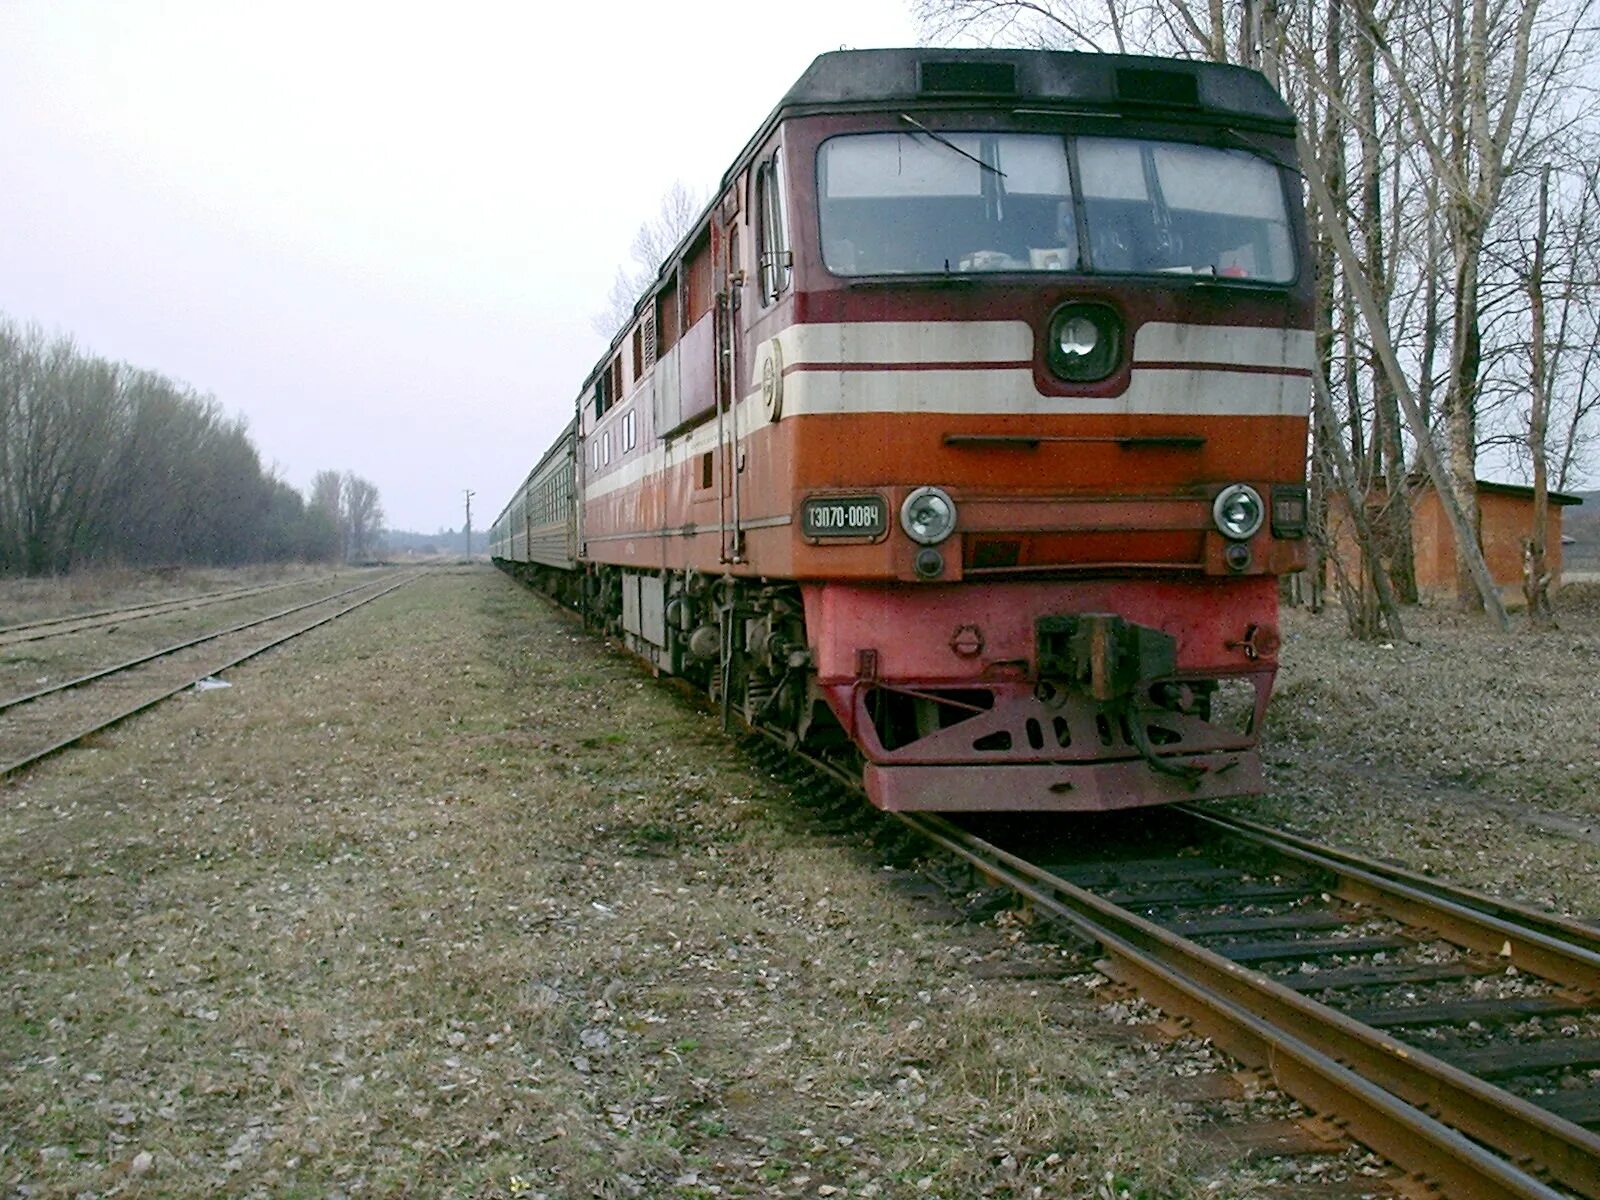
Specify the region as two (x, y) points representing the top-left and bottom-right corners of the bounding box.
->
(801, 495), (888, 539)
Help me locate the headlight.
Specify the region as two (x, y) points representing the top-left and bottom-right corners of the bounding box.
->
(1213, 484), (1265, 540)
(1046, 303), (1121, 382)
(901, 486), (957, 545)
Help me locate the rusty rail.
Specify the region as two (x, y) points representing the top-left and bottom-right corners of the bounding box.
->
(1, 572), (421, 780)
(900, 811), (1597, 1200)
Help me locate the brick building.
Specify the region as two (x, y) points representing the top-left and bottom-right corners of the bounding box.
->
(1327, 479), (1584, 600)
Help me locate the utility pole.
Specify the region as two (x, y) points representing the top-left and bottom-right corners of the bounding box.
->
(464, 489), (475, 561)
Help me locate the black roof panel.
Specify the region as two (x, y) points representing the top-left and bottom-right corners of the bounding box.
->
(774, 47), (1293, 127)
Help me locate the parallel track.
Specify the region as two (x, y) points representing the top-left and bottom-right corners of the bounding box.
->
(0, 571), (421, 780)
(0, 575), (334, 646)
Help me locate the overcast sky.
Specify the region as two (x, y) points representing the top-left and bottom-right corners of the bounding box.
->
(0, 1), (921, 533)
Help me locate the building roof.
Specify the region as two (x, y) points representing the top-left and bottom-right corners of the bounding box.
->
(1350, 476), (1584, 507)
(1472, 480), (1584, 506)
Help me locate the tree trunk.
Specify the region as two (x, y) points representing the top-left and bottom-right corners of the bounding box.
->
(1444, 229), (1485, 610)
(1356, 33), (1417, 604)
(1524, 165), (1554, 626)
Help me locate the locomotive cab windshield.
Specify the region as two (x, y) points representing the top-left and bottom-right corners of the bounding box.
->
(817, 129), (1295, 282)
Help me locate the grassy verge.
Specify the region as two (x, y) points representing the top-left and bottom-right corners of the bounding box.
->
(2, 569), (1254, 1200)
(1234, 581), (1600, 919)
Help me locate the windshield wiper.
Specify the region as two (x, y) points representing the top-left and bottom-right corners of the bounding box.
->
(845, 273), (977, 290)
(899, 114), (1006, 178)
(1220, 127), (1303, 179)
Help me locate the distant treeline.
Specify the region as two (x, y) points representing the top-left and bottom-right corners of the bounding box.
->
(0, 316), (382, 576)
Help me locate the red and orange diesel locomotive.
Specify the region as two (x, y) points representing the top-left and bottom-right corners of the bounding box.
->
(491, 47), (1311, 813)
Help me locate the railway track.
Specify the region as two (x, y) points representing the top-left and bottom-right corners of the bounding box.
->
(901, 804), (1600, 1199)
(0, 570), (421, 780)
(0, 574), (337, 646)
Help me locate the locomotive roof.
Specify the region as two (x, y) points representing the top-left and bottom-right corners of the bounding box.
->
(767, 47), (1294, 129)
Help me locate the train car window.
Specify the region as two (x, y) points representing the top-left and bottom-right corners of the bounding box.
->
(594, 375), (610, 418)
(757, 150), (791, 304)
(817, 131), (1292, 282)
(609, 356), (624, 402)
(631, 325), (644, 379)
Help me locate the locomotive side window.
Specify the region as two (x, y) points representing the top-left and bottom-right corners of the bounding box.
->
(757, 149), (791, 305)
(817, 131), (1293, 282)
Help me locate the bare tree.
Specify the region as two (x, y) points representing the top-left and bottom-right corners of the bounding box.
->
(0, 314), (352, 573)
(341, 473), (384, 561)
(1357, 0), (1590, 606)
(591, 182), (705, 339)
(0, 324), (125, 573)
(914, 0), (1242, 58)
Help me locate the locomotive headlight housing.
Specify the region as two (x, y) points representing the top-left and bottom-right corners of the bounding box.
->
(1046, 303), (1121, 383)
(901, 486), (957, 545)
(1213, 484), (1265, 540)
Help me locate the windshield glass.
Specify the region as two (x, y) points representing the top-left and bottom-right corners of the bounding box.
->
(817, 131), (1294, 282)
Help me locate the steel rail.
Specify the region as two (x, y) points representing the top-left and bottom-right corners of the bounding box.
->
(1184, 805), (1600, 956)
(0, 572), (421, 781)
(0, 575), (328, 642)
(1179, 806), (1600, 992)
(901, 811), (1600, 1199)
(0, 574), (404, 715)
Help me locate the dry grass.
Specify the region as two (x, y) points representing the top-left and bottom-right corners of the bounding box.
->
(1228, 580), (1600, 920)
(2, 568), (1258, 1200)
(0, 563), (337, 629)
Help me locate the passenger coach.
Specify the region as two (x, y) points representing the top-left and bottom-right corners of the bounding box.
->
(492, 48), (1312, 813)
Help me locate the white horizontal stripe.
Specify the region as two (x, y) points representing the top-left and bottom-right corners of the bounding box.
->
(1134, 323), (1314, 369)
(781, 368), (1309, 418)
(778, 320), (1034, 364)
(775, 321), (1314, 372)
(586, 400), (759, 502)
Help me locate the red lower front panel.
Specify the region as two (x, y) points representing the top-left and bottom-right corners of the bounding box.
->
(803, 576), (1278, 812)
(865, 754), (1264, 812)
